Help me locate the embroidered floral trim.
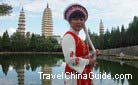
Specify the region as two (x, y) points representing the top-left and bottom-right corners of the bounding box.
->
(70, 51), (74, 57)
(75, 57), (79, 64)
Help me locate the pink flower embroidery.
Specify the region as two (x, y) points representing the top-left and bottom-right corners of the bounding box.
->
(70, 51), (74, 57)
(75, 58), (79, 64)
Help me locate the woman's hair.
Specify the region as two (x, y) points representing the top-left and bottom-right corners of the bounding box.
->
(69, 10), (85, 22)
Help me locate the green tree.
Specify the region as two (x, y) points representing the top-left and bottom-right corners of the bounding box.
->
(116, 26), (121, 48)
(1, 30), (10, 51)
(103, 29), (110, 49)
(45, 37), (53, 52)
(88, 28), (92, 37)
(25, 32), (31, 51)
(127, 16), (138, 46)
(0, 3), (12, 16)
(26, 32), (30, 38)
(53, 44), (61, 52)
(30, 34), (38, 51)
(120, 25), (126, 47)
(0, 36), (2, 51)
(90, 32), (100, 49)
(131, 16), (138, 45)
(10, 32), (27, 51)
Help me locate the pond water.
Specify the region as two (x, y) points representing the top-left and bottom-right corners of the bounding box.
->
(0, 54), (137, 85)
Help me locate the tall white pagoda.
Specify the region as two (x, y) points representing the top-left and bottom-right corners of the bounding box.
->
(99, 19), (104, 35)
(17, 8), (25, 35)
(42, 3), (53, 38)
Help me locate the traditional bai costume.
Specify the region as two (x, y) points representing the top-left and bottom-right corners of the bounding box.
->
(62, 4), (93, 85)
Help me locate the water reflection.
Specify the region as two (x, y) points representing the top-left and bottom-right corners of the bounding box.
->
(94, 60), (138, 85)
(41, 65), (52, 85)
(16, 64), (24, 85)
(0, 54), (63, 85)
(0, 55), (137, 85)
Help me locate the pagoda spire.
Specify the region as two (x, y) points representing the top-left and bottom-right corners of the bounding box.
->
(99, 19), (104, 35)
(100, 19), (103, 24)
(21, 7), (24, 11)
(47, 2), (49, 8)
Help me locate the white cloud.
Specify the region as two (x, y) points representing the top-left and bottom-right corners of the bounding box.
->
(8, 27), (16, 36)
(1, 0), (138, 36)
(0, 13), (17, 20)
(93, 0), (138, 19)
(0, 0), (30, 8)
(0, 0), (19, 7)
(0, 29), (4, 36)
(0, 27), (16, 36)
(4, 0), (138, 22)
(24, 0), (46, 13)
(2, 0), (138, 20)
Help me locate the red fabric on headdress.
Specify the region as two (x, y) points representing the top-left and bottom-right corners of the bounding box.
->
(64, 4), (88, 21)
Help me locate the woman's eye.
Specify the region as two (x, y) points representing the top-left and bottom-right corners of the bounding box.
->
(73, 18), (84, 21)
(80, 18), (84, 21)
(80, 19), (83, 21)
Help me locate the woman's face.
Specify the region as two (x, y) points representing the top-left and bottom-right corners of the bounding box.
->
(69, 18), (85, 32)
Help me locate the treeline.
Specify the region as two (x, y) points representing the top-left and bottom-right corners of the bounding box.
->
(89, 16), (138, 49)
(1, 16), (138, 51)
(0, 32), (62, 52)
(0, 54), (63, 75)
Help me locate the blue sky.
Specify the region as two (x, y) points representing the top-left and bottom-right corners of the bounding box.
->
(0, 0), (138, 39)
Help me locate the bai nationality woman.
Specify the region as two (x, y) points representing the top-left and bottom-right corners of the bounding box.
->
(62, 4), (101, 85)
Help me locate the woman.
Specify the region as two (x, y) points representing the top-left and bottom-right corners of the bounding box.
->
(62, 4), (101, 85)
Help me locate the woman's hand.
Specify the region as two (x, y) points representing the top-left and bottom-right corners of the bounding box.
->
(86, 49), (102, 59)
(89, 58), (96, 66)
(96, 49), (102, 56)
